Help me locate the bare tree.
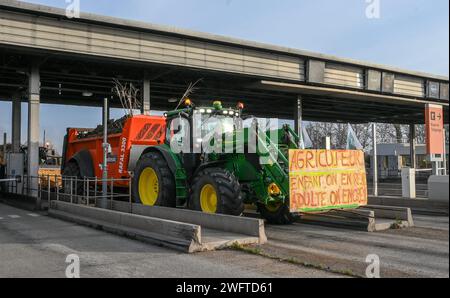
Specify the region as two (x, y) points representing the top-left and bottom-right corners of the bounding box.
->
(305, 122), (409, 151)
(305, 122), (334, 149)
(415, 125), (426, 144)
(113, 79), (141, 116)
(352, 124), (372, 149)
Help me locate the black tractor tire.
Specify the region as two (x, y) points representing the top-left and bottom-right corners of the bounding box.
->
(258, 203), (296, 225)
(190, 168), (244, 216)
(132, 152), (176, 207)
(62, 161), (84, 200)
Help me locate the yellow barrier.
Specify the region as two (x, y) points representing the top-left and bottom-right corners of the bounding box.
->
(39, 168), (62, 188)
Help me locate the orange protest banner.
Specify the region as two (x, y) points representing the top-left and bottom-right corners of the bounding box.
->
(289, 150), (368, 213)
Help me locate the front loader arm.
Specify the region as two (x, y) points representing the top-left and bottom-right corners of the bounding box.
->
(255, 126), (299, 204)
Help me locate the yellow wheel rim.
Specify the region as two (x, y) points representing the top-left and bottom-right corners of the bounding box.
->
(266, 202), (283, 213)
(200, 184), (218, 213)
(138, 168), (159, 206)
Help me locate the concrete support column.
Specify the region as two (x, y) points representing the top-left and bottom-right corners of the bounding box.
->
(372, 123), (378, 197)
(294, 95), (303, 148)
(409, 124), (416, 169)
(2, 132), (6, 162)
(142, 78), (151, 115)
(12, 94), (22, 153)
(27, 64), (40, 199)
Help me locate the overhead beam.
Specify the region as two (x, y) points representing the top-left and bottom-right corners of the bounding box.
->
(256, 80), (448, 107)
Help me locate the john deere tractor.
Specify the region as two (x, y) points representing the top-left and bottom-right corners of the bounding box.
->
(63, 97), (300, 224)
(130, 100), (299, 224)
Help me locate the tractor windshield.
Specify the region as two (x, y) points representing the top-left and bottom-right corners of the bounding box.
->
(200, 115), (235, 135)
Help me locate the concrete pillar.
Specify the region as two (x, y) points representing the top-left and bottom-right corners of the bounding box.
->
(294, 95), (303, 148)
(142, 78), (151, 115)
(12, 94), (22, 153)
(409, 124), (416, 169)
(372, 123), (378, 197)
(2, 132), (6, 163)
(27, 64), (40, 199)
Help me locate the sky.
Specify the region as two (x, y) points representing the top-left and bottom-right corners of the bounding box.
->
(0, 0), (449, 153)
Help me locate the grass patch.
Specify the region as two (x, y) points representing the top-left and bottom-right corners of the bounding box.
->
(390, 219), (404, 230)
(230, 242), (361, 278)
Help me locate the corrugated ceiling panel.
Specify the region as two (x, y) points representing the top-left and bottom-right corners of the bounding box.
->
(324, 63), (364, 89)
(394, 75), (425, 97)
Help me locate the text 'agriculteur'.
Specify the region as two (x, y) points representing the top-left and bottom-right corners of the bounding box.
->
(289, 150), (368, 212)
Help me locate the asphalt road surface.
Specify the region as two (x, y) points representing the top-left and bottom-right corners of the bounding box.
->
(0, 203), (341, 278)
(1, 202), (448, 278)
(262, 215), (449, 278)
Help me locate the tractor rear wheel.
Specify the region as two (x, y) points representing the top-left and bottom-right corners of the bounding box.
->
(258, 202), (296, 225)
(132, 152), (176, 207)
(62, 161), (84, 200)
(190, 168), (244, 216)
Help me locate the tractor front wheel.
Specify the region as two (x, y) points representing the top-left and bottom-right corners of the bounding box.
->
(132, 152), (176, 207)
(258, 202), (296, 225)
(190, 168), (244, 216)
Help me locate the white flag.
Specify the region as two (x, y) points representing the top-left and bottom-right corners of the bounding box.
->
(303, 126), (313, 149)
(347, 124), (363, 150)
(298, 125), (313, 149)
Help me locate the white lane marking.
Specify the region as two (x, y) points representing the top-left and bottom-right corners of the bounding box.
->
(0, 217), (4, 220)
(28, 213), (40, 217)
(8, 215), (20, 219)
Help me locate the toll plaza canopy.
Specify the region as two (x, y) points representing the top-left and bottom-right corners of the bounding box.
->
(0, 0), (449, 124)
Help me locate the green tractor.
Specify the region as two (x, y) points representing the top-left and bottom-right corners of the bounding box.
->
(131, 99), (300, 224)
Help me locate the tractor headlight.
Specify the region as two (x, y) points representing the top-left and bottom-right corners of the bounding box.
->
(268, 183), (281, 196)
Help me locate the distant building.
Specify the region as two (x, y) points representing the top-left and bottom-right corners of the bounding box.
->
(368, 143), (449, 180)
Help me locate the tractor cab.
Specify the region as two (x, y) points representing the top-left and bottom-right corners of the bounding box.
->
(163, 99), (245, 156)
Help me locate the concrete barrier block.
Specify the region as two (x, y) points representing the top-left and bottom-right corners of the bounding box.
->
(49, 201), (264, 252)
(300, 211), (376, 232)
(111, 200), (266, 244)
(428, 176), (450, 203)
(362, 205), (414, 227)
(50, 201), (202, 252)
(368, 196), (449, 216)
(119, 212), (201, 243)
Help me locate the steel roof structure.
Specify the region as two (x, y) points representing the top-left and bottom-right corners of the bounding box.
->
(0, 0), (448, 124)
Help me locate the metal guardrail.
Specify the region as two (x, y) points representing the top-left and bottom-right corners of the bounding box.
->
(0, 174), (133, 210)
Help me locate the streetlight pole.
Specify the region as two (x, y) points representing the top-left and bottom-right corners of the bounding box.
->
(101, 97), (109, 209)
